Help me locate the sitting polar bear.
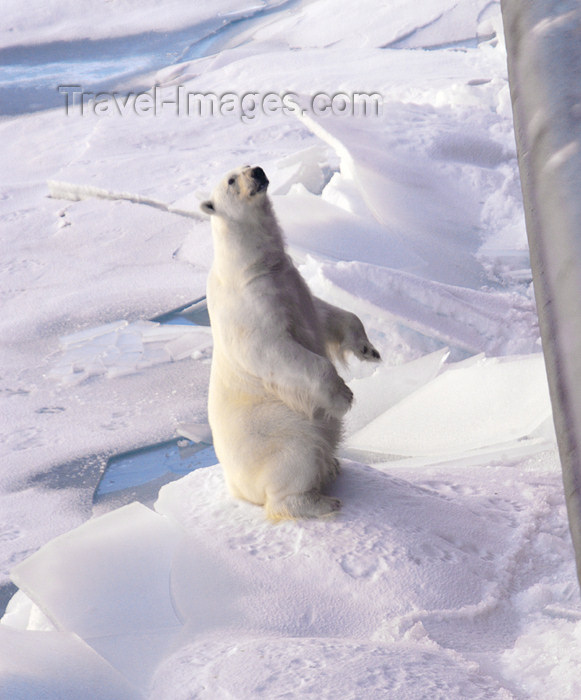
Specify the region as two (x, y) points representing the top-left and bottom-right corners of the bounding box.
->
(201, 165), (380, 519)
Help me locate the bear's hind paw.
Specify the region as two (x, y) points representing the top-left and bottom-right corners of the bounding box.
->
(266, 492), (341, 520)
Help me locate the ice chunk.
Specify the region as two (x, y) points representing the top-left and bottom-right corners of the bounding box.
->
(10, 503), (184, 689)
(136, 321), (188, 344)
(0, 626), (141, 700)
(346, 348), (450, 435)
(50, 319), (213, 384)
(1, 590), (55, 632)
(151, 296), (211, 326)
(105, 351), (144, 378)
(273, 145), (337, 196)
(136, 345), (172, 368)
(94, 438), (217, 496)
(115, 330), (144, 354)
(176, 422), (213, 444)
(60, 321), (128, 348)
(348, 354), (553, 457)
(165, 327), (213, 361)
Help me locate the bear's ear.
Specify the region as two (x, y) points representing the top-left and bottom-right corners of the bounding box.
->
(200, 200), (215, 216)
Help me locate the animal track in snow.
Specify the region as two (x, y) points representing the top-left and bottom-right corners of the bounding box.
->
(0, 525), (21, 543)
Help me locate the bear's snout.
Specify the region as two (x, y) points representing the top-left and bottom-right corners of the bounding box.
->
(249, 166), (269, 192)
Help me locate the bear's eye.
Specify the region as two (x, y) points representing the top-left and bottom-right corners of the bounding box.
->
(228, 177), (235, 186)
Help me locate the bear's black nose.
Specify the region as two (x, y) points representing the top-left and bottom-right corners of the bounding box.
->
(250, 166), (268, 187)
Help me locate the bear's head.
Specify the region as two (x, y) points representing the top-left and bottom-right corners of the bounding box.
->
(201, 165), (270, 222)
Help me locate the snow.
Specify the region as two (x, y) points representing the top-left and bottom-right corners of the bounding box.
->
(1, 0), (580, 697)
(0, 0), (289, 48)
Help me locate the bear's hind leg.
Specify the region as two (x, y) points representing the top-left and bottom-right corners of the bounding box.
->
(266, 490), (341, 521)
(323, 457), (341, 485)
(248, 403), (341, 520)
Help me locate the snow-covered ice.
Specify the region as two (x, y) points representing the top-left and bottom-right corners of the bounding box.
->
(1, 0), (580, 697)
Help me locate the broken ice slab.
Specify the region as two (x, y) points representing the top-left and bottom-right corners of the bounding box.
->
(165, 327), (213, 361)
(94, 437), (217, 498)
(152, 296), (211, 326)
(345, 347), (450, 436)
(134, 320), (190, 344)
(115, 329), (144, 353)
(60, 320), (129, 347)
(0, 625), (141, 700)
(347, 354), (552, 458)
(105, 351), (145, 378)
(10, 502), (183, 690)
(135, 345), (172, 369)
(176, 422), (213, 443)
(50, 321), (213, 385)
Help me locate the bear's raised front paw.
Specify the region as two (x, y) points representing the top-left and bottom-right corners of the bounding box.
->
(337, 378), (354, 411)
(318, 365), (353, 417)
(326, 375), (353, 417)
(357, 340), (381, 362)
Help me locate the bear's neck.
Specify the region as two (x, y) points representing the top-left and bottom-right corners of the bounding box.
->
(211, 208), (286, 285)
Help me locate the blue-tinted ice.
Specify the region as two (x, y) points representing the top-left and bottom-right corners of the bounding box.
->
(93, 297), (214, 500)
(95, 438), (216, 497)
(151, 296), (211, 326)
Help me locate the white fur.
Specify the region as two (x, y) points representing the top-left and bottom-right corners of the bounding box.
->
(203, 166), (380, 519)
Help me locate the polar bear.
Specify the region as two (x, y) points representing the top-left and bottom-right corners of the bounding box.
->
(201, 165), (380, 519)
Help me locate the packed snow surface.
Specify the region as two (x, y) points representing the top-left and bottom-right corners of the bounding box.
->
(1, 0), (580, 697)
